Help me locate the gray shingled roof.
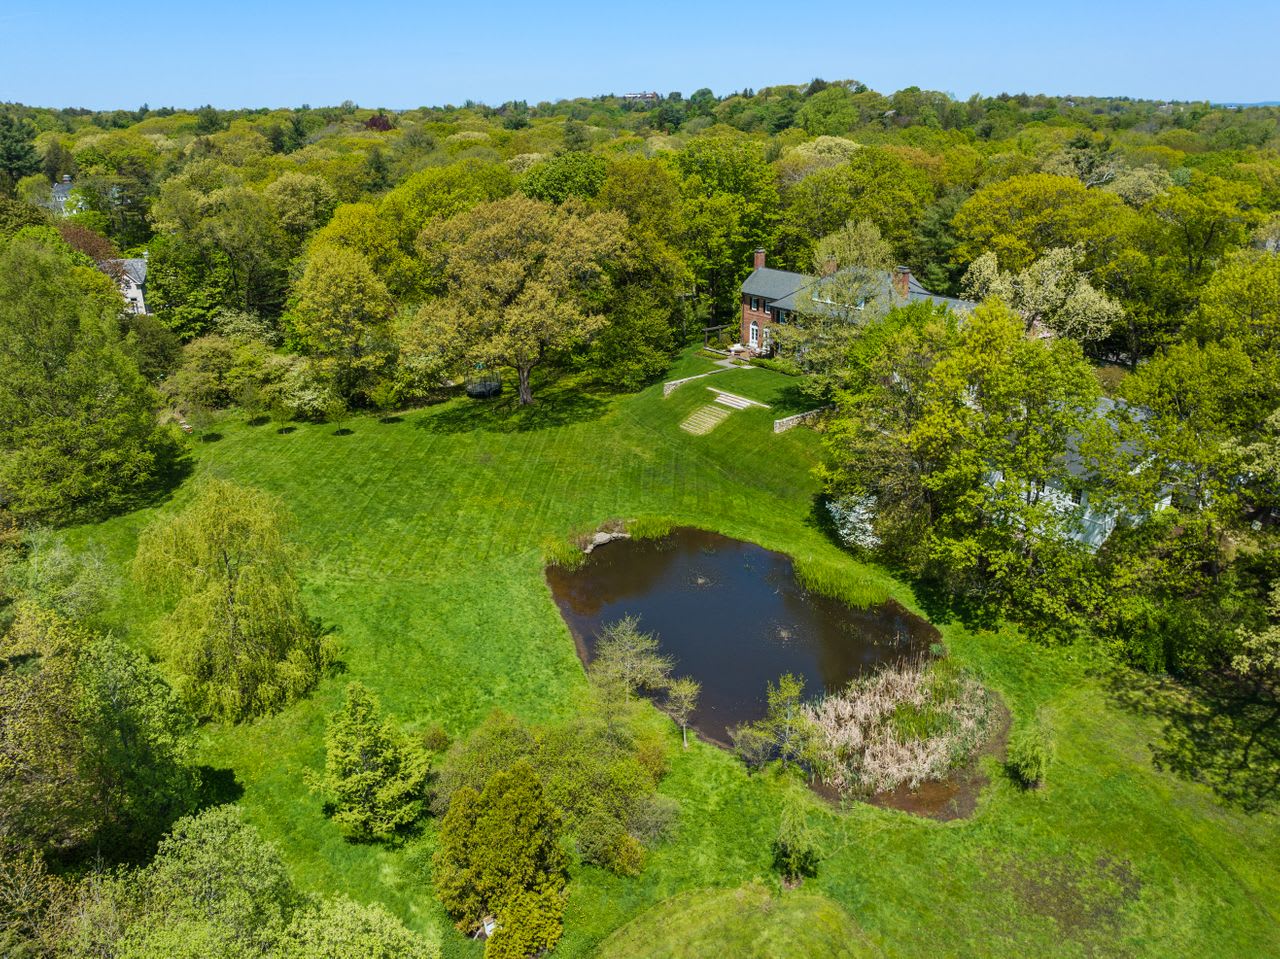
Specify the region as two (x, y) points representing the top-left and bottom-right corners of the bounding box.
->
(742, 266), (974, 315)
(741, 267), (809, 301)
(112, 258), (148, 285)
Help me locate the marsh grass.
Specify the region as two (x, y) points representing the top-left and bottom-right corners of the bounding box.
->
(807, 655), (996, 795)
(792, 556), (891, 609)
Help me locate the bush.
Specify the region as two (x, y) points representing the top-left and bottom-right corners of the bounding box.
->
(1007, 714), (1054, 788)
(317, 683), (430, 841)
(772, 794), (821, 883)
(484, 887), (565, 959)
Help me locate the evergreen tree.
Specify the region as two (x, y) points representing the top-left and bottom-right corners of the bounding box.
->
(318, 682), (429, 841)
(433, 760), (566, 950)
(0, 114), (40, 196)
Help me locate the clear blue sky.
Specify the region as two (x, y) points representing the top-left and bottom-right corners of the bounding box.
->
(1, 0), (1274, 110)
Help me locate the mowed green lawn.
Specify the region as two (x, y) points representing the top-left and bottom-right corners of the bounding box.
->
(72, 354), (1279, 958)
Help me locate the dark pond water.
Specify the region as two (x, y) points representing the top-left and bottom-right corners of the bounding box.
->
(546, 527), (938, 745)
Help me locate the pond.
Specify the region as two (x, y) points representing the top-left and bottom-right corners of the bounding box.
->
(546, 527), (938, 745)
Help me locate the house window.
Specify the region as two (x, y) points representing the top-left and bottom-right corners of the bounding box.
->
(1070, 489), (1083, 505)
(749, 296), (761, 311)
(762, 327), (772, 352)
(749, 321), (759, 346)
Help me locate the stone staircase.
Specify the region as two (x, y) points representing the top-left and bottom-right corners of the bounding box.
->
(712, 392), (755, 411)
(679, 404), (732, 435)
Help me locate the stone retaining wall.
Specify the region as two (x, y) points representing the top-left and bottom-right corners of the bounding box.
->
(773, 406), (831, 433)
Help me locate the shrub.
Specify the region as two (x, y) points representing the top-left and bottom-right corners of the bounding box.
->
(434, 709), (672, 875)
(1007, 714), (1054, 788)
(432, 762), (566, 940)
(318, 683), (430, 841)
(772, 793), (821, 883)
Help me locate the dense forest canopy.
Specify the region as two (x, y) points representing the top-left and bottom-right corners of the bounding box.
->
(2, 78), (1280, 959)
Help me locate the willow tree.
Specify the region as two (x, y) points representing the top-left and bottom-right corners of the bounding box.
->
(419, 195), (625, 404)
(133, 479), (333, 722)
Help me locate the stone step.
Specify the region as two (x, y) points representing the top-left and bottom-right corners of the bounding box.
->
(706, 387), (770, 409)
(679, 404), (732, 435)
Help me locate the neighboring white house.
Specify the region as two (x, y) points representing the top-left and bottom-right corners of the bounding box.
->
(102, 257), (148, 315)
(987, 397), (1171, 550)
(49, 175), (83, 217)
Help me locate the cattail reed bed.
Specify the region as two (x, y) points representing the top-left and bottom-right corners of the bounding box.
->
(806, 655), (997, 796)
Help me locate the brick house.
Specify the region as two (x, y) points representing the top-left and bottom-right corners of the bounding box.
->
(738, 248), (973, 356)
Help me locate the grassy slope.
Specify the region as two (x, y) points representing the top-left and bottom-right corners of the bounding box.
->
(596, 881), (881, 958)
(71, 355), (1278, 958)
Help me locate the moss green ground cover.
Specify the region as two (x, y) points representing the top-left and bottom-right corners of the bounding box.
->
(71, 354), (1279, 957)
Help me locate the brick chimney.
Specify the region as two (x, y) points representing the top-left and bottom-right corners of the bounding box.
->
(892, 265), (911, 299)
(753, 247), (766, 270)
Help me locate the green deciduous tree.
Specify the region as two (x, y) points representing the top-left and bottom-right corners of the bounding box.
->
(664, 677), (701, 749)
(952, 173), (1131, 272)
(276, 896), (440, 959)
(317, 682), (430, 841)
(0, 605), (198, 858)
(0, 235), (163, 522)
(1193, 249), (1280, 350)
(520, 152), (607, 204)
(419, 195), (625, 404)
(132, 479), (333, 722)
(288, 244), (395, 401)
(772, 792), (820, 883)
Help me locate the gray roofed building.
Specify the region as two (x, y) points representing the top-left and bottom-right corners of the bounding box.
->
(737, 248), (973, 355)
(102, 256), (149, 315)
(48, 175), (82, 216)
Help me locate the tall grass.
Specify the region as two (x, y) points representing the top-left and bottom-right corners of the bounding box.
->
(792, 556), (890, 609)
(805, 655), (996, 795)
(625, 516), (675, 542)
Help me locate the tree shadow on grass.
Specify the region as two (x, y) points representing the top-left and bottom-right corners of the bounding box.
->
(195, 765), (245, 809)
(416, 381), (610, 435)
(1105, 668), (1280, 812)
(771, 382), (823, 418)
(246, 415), (271, 427)
(199, 432), (223, 443)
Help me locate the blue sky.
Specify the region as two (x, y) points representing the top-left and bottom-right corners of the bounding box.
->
(1, 1), (1274, 109)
